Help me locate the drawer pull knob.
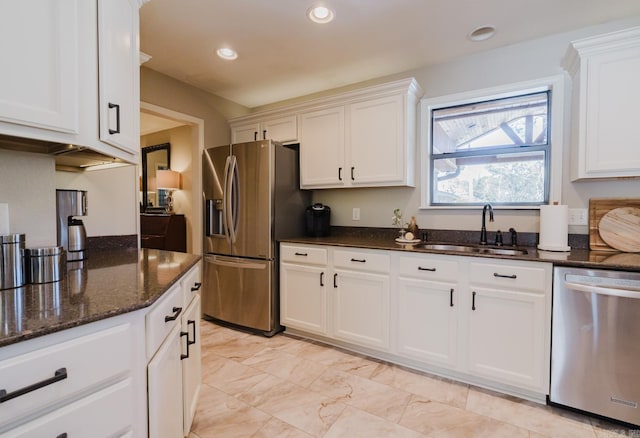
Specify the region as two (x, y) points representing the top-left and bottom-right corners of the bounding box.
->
(57, 434), (68, 438)
(191, 282), (202, 292)
(320, 272), (324, 286)
(165, 306), (183, 322)
(494, 273), (517, 279)
(180, 331), (190, 360)
(0, 367), (67, 403)
(418, 266), (436, 272)
(334, 273), (338, 288)
(350, 258), (366, 263)
(450, 288), (454, 307)
(472, 291), (477, 311)
(295, 252), (308, 256)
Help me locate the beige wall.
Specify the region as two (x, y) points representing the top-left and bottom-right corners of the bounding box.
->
(0, 150), (56, 247)
(56, 165), (138, 238)
(308, 17), (640, 235)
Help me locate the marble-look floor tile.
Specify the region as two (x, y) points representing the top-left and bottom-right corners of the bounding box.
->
(310, 367), (412, 422)
(190, 384), (271, 438)
(324, 406), (426, 438)
(399, 395), (531, 437)
(202, 355), (270, 396)
(370, 362), (469, 409)
(241, 346), (327, 387)
(466, 387), (597, 437)
(271, 395), (347, 438)
(252, 417), (314, 438)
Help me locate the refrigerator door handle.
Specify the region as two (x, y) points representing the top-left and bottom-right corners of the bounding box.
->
(228, 155), (240, 243)
(222, 156), (232, 243)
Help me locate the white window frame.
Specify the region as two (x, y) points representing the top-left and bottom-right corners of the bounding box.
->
(419, 75), (565, 209)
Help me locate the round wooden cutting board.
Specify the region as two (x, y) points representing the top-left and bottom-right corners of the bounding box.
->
(598, 207), (640, 253)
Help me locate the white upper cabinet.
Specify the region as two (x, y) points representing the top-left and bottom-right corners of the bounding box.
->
(0, 0), (142, 163)
(299, 106), (346, 187)
(299, 78), (422, 189)
(98, 0), (141, 155)
(231, 115), (298, 144)
(0, 1), (79, 134)
(563, 27), (640, 180)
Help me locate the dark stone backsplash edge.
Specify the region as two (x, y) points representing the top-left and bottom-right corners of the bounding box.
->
(328, 226), (589, 250)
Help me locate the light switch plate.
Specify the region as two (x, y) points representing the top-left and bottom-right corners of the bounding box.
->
(568, 208), (588, 226)
(352, 207), (360, 221)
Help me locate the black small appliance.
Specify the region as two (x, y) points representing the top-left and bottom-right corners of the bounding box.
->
(305, 203), (331, 237)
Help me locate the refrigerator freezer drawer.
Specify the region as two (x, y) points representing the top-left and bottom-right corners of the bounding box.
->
(202, 255), (274, 332)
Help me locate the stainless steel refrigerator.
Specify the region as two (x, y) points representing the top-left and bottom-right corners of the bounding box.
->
(202, 140), (309, 336)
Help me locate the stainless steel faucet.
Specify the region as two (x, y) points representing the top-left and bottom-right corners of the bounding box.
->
(479, 203), (494, 245)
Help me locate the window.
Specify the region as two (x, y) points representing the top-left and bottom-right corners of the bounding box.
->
(421, 77), (564, 208)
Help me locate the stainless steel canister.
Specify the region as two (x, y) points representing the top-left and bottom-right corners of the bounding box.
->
(0, 234), (26, 290)
(25, 246), (64, 284)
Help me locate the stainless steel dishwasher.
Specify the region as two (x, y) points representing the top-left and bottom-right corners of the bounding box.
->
(550, 266), (640, 426)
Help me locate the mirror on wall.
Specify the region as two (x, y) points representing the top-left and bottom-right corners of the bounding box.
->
(141, 143), (170, 213)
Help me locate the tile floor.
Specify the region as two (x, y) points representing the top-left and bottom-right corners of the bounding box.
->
(189, 320), (637, 438)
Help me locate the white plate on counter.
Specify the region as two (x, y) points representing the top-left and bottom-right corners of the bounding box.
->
(395, 238), (421, 244)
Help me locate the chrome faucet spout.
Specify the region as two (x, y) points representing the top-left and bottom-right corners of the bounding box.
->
(479, 203), (494, 245)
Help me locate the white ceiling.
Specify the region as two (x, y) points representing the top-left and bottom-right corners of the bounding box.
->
(139, 0), (640, 109)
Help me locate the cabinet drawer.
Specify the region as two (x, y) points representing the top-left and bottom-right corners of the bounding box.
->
(469, 261), (549, 293)
(333, 249), (390, 273)
(399, 254), (459, 281)
(181, 263), (202, 309)
(0, 324), (133, 426)
(146, 283), (183, 359)
(3, 378), (134, 438)
(280, 245), (327, 266)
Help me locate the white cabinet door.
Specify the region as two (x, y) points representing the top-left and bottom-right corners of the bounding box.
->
(467, 287), (546, 391)
(299, 106), (345, 188)
(0, 1), (78, 134)
(181, 294), (201, 436)
(263, 115), (298, 143)
(582, 46), (640, 177)
(396, 278), (458, 368)
(231, 115), (297, 144)
(231, 121), (261, 143)
(565, 28), (640, 179)
(148, 324), (184, 438)
(98, 0), (140, 154)
(280, 263), (328, 335)
(347, 94), (405, 186)
(332, 269), (389, 350)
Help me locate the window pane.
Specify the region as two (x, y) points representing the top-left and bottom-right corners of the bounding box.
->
(432, 92), (548, 153)
(432, 150), (546, 205)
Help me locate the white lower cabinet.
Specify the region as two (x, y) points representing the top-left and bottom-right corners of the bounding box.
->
(147, 262), (202, 438)
(0, 314), (146, 437)
(466, 259), (550, 392)
(280, 243), (552, 400)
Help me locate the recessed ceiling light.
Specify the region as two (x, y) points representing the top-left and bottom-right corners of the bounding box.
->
(307, 4), (335, 24)
(468, 25), (496, 42)
(217, 47), (238, 60)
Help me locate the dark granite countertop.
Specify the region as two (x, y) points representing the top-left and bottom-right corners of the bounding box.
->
(281, 233), (640, 272)
(0, 248), (201, 348)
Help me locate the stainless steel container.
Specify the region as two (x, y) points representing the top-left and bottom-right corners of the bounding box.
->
(0, 234), (26, 290)
(25, 246), (64, 284)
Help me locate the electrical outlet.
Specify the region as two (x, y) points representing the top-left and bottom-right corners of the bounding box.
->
(352, 207), (360, 221)
(568, 208), (588, 226)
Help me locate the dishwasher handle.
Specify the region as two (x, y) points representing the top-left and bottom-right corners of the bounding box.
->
(564, 281), (640, 299)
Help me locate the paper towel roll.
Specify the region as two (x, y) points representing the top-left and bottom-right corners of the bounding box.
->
(538, 204), (571, 251)
(0, 203), (8, 235)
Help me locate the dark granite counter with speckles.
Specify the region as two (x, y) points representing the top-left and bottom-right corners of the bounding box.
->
(0, 248), (201, 348)
(281, 230), (640, 273)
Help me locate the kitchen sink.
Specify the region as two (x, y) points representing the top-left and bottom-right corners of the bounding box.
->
(417, 243), (528, 256)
